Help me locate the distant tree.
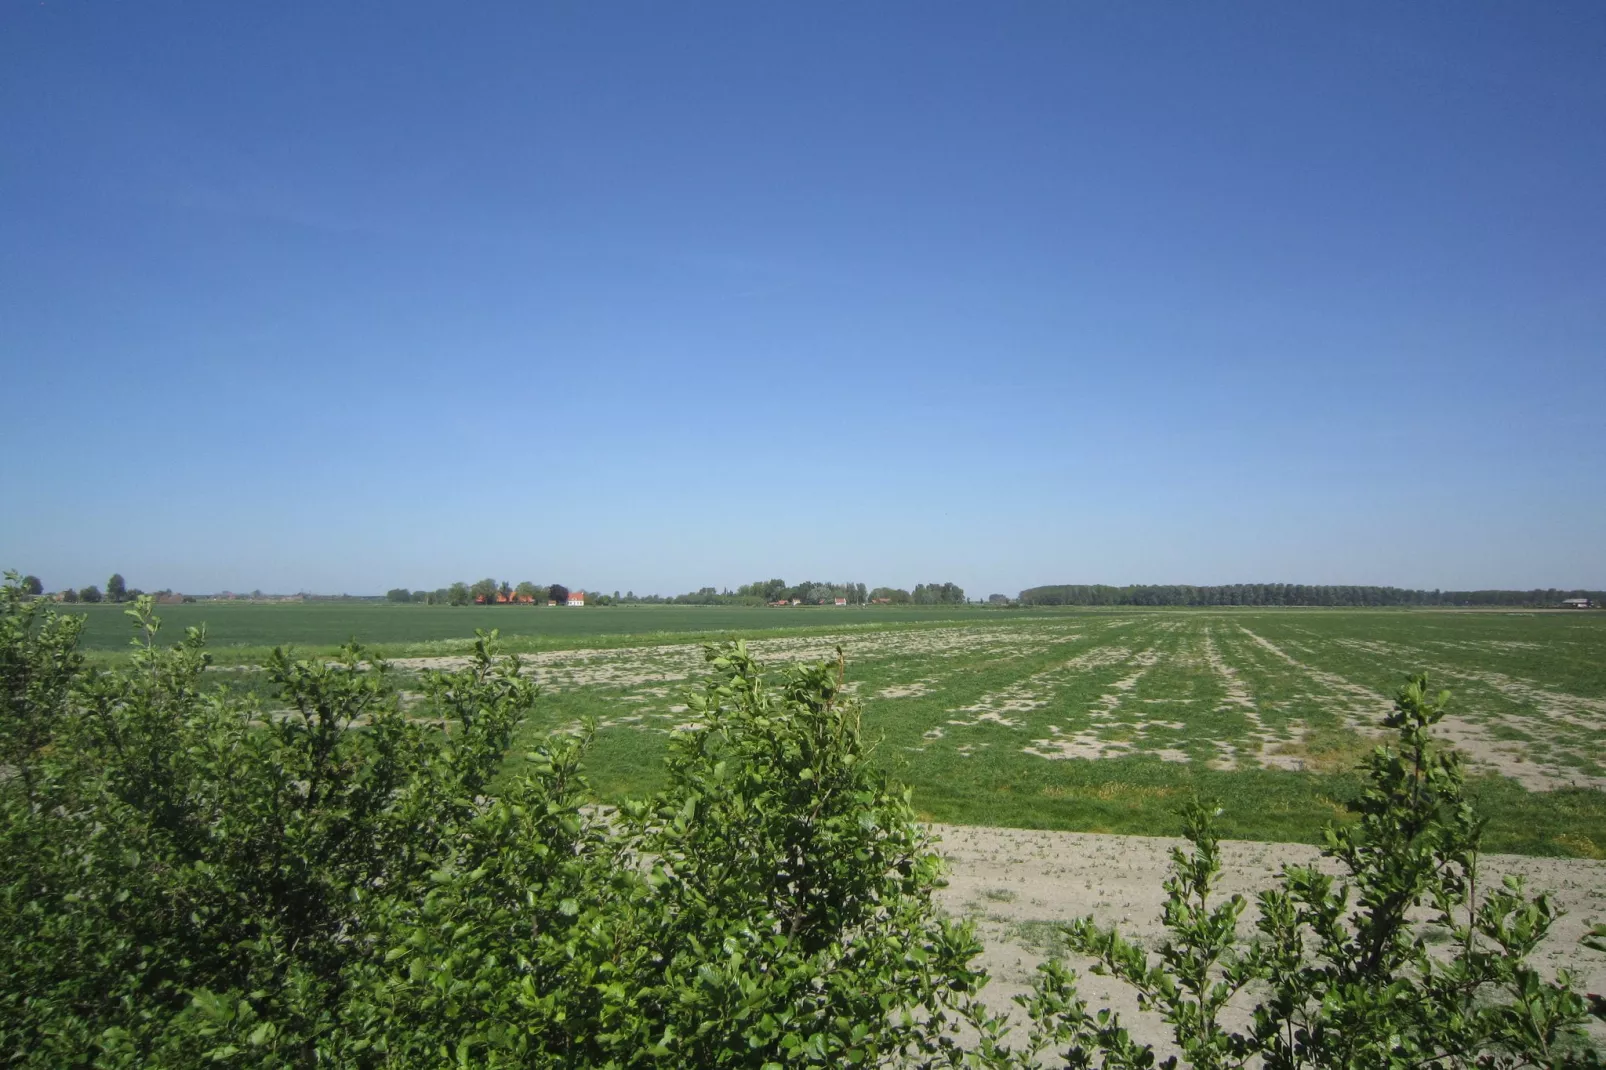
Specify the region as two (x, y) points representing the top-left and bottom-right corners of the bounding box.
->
(514, 581), (540, 602)
(105, 574), (126, 603)
(411, 590), (429, 603)
(21, 576), (42, 596)
(1011, 583), (1606, 608)
(251, 590), (264, 600)
(386, 588), (411, 603)
(737, 579), (789, 602)
(447, 582), (471, 606)
(124, 589), (144, 601)
(470, 578), (498, 604)
(911, 582), (964, 605)
(60, 588), (78, 603)
(497, 580), (513, 602)
(78, 586), (102, 604)
(548, 584), (570, 605)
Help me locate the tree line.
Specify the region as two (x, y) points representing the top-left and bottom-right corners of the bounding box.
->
(726, 579), (966, 605)
(386, 582), (620, 606)
(382, 579), (969, 607)
(734, 579), (870, 604)
(27, 573), (1596, 610)
(26, 573), (161, 605)
(1019, 583), (1606, 608)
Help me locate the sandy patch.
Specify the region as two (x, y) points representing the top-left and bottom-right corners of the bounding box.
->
(1237, 627), (1395, 729)
(952, 685), (1050, 717)
(1256, 723), (1313, 772)
(879, 679), (936, 699)
(1457, 669), (1606, 725)
(947, 645), (1138, 724)
(1286, 636), (1605, 789)
(387, 621), (1089, 694)
(1201, 629), (1255, 712)
(1023, 725), (1132, 761)
(948, 710), (1025, 729)
(1201, 629), (1291, 770)
(933, 823), (1606, 1057)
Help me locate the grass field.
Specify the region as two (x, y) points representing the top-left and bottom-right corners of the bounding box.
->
(73, 601), (1000, 659)
(90, 602), (1606, 856)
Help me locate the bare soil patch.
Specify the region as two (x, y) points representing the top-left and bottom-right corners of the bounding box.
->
(934, 823), (1606, 1056)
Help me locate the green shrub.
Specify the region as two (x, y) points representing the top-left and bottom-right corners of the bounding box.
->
(970, 677), (1605, 1069)
(0, 575), (981, 1067)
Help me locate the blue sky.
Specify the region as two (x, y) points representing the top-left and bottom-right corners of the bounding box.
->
(3, 3), (1603, 597)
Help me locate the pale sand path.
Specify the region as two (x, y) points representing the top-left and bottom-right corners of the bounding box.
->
(932, 823), (1606, 1056)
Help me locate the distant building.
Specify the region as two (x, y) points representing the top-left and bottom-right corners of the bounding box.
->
(871, 598), (891, 604)
(567, 590), (586, 607)
(834, 597), (848, 606)
(1562, 597), (1593, 609)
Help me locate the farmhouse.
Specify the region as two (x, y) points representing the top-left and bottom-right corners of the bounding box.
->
(1562, 597), (1594, 609)
(834, 597), (848, 606)
(567, 590), (586, 607)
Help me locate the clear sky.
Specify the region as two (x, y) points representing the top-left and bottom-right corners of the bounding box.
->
(3, 3), (1603, 597)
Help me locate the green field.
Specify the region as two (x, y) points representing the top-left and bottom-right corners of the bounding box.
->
(497, 609), (1606, 856)
(74, 601), (1001, 658)
(87, 602), (1606, 856)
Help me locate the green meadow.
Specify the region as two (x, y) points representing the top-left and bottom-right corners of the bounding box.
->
(72, 601), (1002, 659)
(500, 610), (1606, 857)
(101, 602), (1606, 856)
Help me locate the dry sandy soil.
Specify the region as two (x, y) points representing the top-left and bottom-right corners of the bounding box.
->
(933, 823), (1606, 1057)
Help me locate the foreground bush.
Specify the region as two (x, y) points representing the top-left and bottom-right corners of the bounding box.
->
(0, 578), (981, 1067)
(971, 678), (1606, 1070)
(1, 572), (1601, 1067)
